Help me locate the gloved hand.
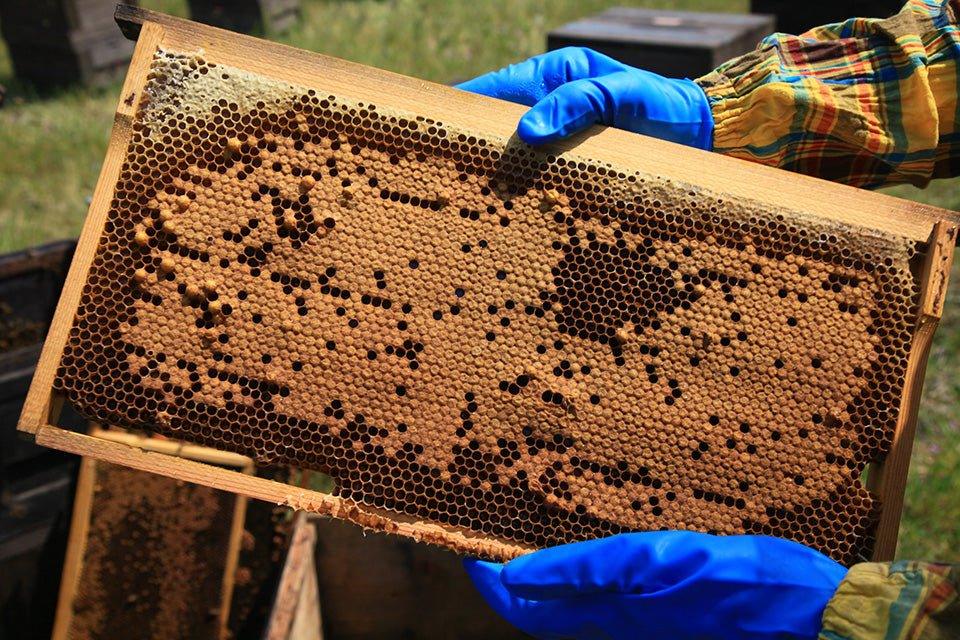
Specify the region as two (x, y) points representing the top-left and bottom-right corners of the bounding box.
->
(456, 47), (714, 148)
(464, 531), (847, 640)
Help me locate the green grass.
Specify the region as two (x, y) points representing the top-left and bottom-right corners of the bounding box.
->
(0, 0), (957, 562)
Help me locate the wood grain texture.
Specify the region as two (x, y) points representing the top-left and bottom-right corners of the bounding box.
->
(287, 557), (323, 640)
(870, 221), (957, 560)
(265, 513), (320, 640)
(36, 426), (531, 559)
(112, 6), (958, 242)
(91, 426), (254, 468)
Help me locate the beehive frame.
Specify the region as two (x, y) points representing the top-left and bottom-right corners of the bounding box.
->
(52, 427), (253, 640)
(18, 7), (958, 564)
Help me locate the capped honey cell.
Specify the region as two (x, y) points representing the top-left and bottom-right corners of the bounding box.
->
(49, 45), (943, 567)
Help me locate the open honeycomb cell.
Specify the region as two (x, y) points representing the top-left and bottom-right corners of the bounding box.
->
(53, 48), (929, 565)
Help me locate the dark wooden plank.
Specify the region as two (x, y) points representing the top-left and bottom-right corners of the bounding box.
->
(547, 7), (775, 78)
(750, 0), (904, 35)
(313, 517), (529, 639)
(0, 1), (137, 88)
(0, 241), (83, 472)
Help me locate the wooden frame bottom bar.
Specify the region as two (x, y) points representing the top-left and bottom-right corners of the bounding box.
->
(35, 426), (532, 561)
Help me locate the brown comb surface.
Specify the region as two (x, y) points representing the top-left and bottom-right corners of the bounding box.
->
(53, 48), (926, 565)
(69, 462), (234, 639)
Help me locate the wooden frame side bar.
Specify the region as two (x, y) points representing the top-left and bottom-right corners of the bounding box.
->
(220, 475), (250, 640)
(51, 457), (98, 640)
(870, 221), (957, 560)
(17, 21), (166, 436)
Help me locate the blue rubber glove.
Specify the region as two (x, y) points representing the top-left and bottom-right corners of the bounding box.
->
(456, 47), (714, 148)
(464, 531), (847, 640)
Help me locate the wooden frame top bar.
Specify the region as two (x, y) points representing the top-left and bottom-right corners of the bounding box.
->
(113, 5), (958, 243)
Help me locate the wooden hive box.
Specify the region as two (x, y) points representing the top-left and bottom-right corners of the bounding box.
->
(0, 241), (83, 639)
(0, 0), (138, 89)
(52, 427), (252, 640)
(310, 515), (526, 639)
(186, 0), (300, 34)
(547, 8), (775, 79)
(17, 7), (959, 566)
(749, 0), (905, 35)
(1, 241), (80, 472)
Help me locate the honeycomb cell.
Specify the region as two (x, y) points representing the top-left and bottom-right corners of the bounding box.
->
(52, 49), (928, 565)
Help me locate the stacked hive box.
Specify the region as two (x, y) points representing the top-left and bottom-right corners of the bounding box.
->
(750, 0), (905, 35)
(0, 241), (83, 640)
(0, 0), (138, 89)
(20, 10), (958, 567)
(0, 241), (79, 474)
(313, 516), (527, 638)
(186, 0), (300, 34)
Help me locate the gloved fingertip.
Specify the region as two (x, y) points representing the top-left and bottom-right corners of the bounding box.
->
(518, 80), (605, 146)
(517, 110), (567, 146)
(463, 556), (503, 579)
(463, 558), (513, 615)
(455, 76), (495, 98)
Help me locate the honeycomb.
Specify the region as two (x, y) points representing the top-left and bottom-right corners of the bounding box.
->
(54, 48), (928, 565)
(68, 461), (235, 640)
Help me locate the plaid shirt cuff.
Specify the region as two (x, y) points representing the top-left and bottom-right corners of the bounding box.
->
(819, 561), (959, 640)
(697, 0), (960, 190)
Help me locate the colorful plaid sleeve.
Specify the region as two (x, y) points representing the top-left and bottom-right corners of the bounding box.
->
(819, 561), (959, 639)
(696, 0), (960, 189)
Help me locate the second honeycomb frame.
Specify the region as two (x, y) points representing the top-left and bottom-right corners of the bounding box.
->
(51, 427), (253, 640)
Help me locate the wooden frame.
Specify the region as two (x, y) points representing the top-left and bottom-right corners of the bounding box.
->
(51, 426), (253, 640)
(264, 513), (323, 640)
(16, 7), (958, 562)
